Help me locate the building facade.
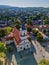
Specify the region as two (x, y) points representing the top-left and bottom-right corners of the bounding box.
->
(5, 22), (31, 52)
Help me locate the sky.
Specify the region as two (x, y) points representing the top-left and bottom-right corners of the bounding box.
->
(0, 0), (49, 7)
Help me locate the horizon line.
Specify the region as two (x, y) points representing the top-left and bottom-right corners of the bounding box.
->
(0, 4), (49, 8)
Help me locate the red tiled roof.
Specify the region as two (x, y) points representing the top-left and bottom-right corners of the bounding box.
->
(5, 36), (13, 41)
(12, 27), (20, 45)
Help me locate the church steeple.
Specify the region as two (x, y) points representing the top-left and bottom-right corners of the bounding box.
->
(20, 22), (27, 36)
(21, 22), (26, 30)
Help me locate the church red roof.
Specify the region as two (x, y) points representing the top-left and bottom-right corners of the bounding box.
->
(12, 27), (20, 45)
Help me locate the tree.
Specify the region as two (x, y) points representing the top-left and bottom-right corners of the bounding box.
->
(48, 32), (49, 36)
(39, 59), (49, 65)
(15, 24), (20, 29)
(0, 27), (13, 37)
(41, 16), (46, 20)
(32, 29), (38, 36)
(27, 27), (32, 33)
(37, 33), (43, 42)
(43, 29), (46, 33)
(0, 42), (6, 52)
(33, 15), (39, 20)
(0, 29), (6, 37)
(14, 19), (21, 29)
(27, 19), (32, 25)
(43, 19), (49, 25)
(5, 27), (13, 35)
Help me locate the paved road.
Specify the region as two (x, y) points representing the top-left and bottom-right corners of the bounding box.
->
(31, 40), (49, 63)
(12, 55), (17, 65)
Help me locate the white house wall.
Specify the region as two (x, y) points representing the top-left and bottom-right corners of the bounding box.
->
(16, 40), (31, 52)
(20, 36), (27, 40)
(17, 45), (24, 52)
(5, 40), (13, 45)
(24, 42), (31, 49)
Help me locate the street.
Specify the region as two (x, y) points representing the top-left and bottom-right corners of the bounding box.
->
(31, 40), (49, 63)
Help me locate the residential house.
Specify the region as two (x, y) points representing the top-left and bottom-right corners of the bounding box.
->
(0, 20), (10, 27)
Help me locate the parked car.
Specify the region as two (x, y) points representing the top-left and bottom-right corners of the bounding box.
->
(44, 36), (49, 41)
(42, 43), (46, 47)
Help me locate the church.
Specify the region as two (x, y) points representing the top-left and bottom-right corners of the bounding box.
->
(5, 22), (31, 52)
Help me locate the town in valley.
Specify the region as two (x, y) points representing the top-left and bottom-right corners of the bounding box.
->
(0, 4), (49, 65)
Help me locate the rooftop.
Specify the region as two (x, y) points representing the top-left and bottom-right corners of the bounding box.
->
(12, 27), (20, 45)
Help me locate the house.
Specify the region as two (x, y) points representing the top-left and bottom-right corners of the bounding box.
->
(4, 33), (13, 45)
(39, 25), (49, 32)
(32, 20), (43, 25)
(0, 20), (10, 27)
(5, 22), (31, 52)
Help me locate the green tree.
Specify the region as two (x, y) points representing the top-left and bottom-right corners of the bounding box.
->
(48, 32), (49, 36)
(15, 24), (20, 29)
(37, 33), (43, 42)
(27, 27), (32, 33)
(39, 59), (49, 65)
(33, 15), (38, 20)
(14, 19), (21, 29)
(0, 29), (6, 37)
(43, 19), (49, 25)
(32, 29), (38, 36)
(27, 19), (32, 25)
(5, 27), (13, 34)
(0, 42), (6, 52)
(41, 16), (46, 20)
(43, 29), (46, 33)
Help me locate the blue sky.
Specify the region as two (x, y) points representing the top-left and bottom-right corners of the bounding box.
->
(0, 0), (49, 7)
